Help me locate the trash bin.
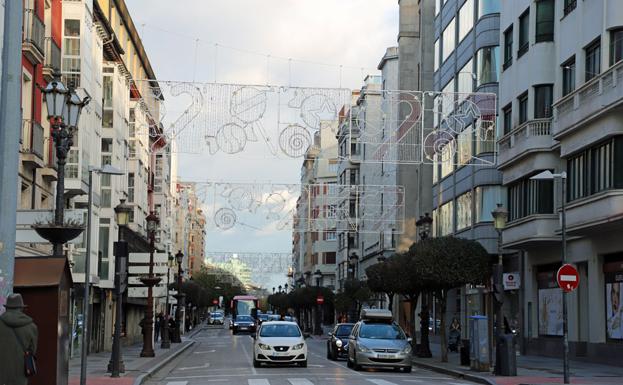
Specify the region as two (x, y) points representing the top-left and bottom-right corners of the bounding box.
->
(497, 333), (517, 376)
(460, 339), (470, 366)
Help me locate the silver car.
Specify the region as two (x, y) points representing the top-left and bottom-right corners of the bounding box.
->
(347, 319), (413, 372)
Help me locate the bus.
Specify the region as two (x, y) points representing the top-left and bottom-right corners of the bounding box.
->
(231, 295), (259, 319)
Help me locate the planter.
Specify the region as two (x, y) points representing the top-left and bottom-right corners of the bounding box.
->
(139, 276), (162, 287)
(32, 225), (84, 244)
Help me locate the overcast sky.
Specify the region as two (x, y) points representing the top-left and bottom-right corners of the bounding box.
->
(126, 0), (399, 288)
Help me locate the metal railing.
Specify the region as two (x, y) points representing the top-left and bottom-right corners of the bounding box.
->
(44, 37), (61, 71)
(498, 118), (552, 151)
(21, 119), (44, 159)
(23, 9), (45, 55)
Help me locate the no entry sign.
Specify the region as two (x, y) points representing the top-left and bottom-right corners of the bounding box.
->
(316, 295), (324, 305)
(557, 264), (579, 293)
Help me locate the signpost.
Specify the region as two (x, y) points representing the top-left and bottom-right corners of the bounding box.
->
(557, 264), (579, 293)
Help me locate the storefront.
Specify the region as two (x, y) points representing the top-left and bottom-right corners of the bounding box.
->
(536, 264), (563, 338)
(604, 255), (623, 341)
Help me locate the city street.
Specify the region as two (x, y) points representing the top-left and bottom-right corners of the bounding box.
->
(145, 323), (477, 385)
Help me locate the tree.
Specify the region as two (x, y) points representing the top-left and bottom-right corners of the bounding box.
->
(392, 251), (426, 352)
(334, 279), (372, 321)
(411, 236), (490, 362)
(365, 255), (402, 310)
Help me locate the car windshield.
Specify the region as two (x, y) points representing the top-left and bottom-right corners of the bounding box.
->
(212, 313), (222, 318)
(335, 324), (354, 336)
(359, 323), (406, 340)
(258, 314), (269, 320)
(260, 324), (301, 338)
(269, 315), (281, 321)
(236, 315), (253, 322)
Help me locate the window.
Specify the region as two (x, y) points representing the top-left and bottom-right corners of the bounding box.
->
(563, 0), (576, 16)
(503, 104), (513, 134)
(434, 39), (440, 71)
(98, 221), (110, 280)
(457, 126), (473, 165)
(534, 85), (553, 119)
(440, 144), (454, 178)
(478, 0), (500, 18)
(562, 56), (576, 96)
(508, 176), (554, 221)
(437, 200), (454, 236)
(518, 92), (528, 124)
(567, 137), (623, 201)
(62, 19), (81, 88)
(610, 28), (623, 66)
(535, 0), (554, 43)
(476, 46), (499, 86)
(475, 186), (507, 222)
(458, 0), (474, 43)
(456, 191), (473, 230)
(503, 26), (513, 69)
(442, 18), (456, 62)
(518, 9), (530, 57)
(128, 173), (135, 203)
(585, 38), (601, 81)
(101, 138), (112, 153)
(435, 0), (441, 16)
(325, 252), (336, 264)
(457, 58), (473, 98)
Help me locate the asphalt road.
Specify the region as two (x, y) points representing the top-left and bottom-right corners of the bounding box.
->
(146, 322), (478, 385)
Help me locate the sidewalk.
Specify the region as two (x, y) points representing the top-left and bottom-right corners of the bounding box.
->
(68, 326), (201, 385)
(412, 341), (623, 385)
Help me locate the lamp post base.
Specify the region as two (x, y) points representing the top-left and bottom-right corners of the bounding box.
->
(106, 360), (125, 375)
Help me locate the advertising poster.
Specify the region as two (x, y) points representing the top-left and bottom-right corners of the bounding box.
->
(539, 288), (563, 336)
(606, 282), (623, 339)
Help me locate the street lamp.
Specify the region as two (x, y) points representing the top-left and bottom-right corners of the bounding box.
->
(78, 166), (123, 384)
(415, 213), (433, 358)
(313, 269), (323, 335)
(172, 250), (185, 343)
(278, 285), (282, 293)
(416, 212), (433, 240)
(284, 283), (289, 292)
(491, 203), (510, 375)
(107, 199), (131, 377)
(140, 212), (161, 357)
(531, 170), (570, 384)
(161, 252), (175, 349)
(41, 71), (90, 256)
(349, 252), (359, 279)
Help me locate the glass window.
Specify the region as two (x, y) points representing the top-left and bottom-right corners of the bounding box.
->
(610, 28), (623, 66)
(568, 137), (623, 201)
(457, 58), (473, 98)
(508, 176), (554, 221)
(562, 57), (576, 96)
(436, 0), (441, 16)
(534, 85), (553, 119)
(98, 223), (109, 280)
(518, 9), (530, 57)
(434, 39), (440, 71)
(432, 157), (439, 183)
(503, 26), (513, 69)
(563, 0), (576, 16)
(456, 191), (473, 230)
(457, 126), (473, 165)
(103, 110), (113, 129)
(103, 75), (113, 108)
(458, 0), (474, 43)
(476, 120), (495, 154)
(475, 186), (507, 222)
(478, 0), (500, 18)
(101, 138), (112, 153)
(440, 143), (454, 178)
(518, 92), (528, 124)
(585, 38), (601, 81)
(64, 19), (80, 37)
(437, 200), (454, 236)
(477, 46), (499, 86)
(503, 104), (513, 134)
(535, 0), (554, 43)
(442, 18), (456, 62)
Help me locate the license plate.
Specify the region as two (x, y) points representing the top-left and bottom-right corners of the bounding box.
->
(240, 326), (248, 330)
(273, 351), (289, 356)
(378, 354), (396, 359)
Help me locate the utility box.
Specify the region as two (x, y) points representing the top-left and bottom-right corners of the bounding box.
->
(469, 315), (489, 372)
(497, 334), (517, 376)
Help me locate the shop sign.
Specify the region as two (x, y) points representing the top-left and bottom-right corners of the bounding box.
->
(503, 273), (520, 290)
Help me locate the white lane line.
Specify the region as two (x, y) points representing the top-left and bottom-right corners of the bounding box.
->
(193, 350), (216, 354)
(448, 383), (472, 385)
(178, 363), (210, 371)
(402, 380), (424, 383)
(288, 379), (314, 385)
(166, 382), (188, 385)
(367, 379), (399, 385)
(240, 340), (257, 376)
(248, 380), (270, 385)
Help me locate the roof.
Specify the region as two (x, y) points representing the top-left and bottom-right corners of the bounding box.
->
(14, 257), (72, 288)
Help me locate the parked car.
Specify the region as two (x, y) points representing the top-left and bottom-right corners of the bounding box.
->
(232, 315), (256, 334)
(327, 323), (355, 360)
(252, 321), (309, 367)
(347, 309), (412, 373)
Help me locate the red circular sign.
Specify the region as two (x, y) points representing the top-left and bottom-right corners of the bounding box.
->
(212, 299), (218, 305)
(316, 296), (324, 305)
(557, 264), (579, 293)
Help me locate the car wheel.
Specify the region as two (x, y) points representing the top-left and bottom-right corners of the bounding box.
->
(299, 360), (307, 368)
(331, 348), (338, 361)
(233, 330), (237, 335)
(346, 355), (353, 368)
(253, 357), (260, 368)
(403, 366), (412, 373)
(353, 353), (362, 371)
(326, 344), (331, 359)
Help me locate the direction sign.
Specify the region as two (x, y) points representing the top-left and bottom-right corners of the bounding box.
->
(557, 264), (579, 293)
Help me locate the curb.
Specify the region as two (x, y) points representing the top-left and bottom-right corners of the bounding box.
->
(133, 340), (196, 385)
(411, 360), (497, 385)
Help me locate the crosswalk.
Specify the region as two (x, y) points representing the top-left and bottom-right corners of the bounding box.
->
(165, 379), (472, 385)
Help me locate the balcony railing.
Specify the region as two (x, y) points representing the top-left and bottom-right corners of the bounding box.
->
(498, 118), (552, 151)
(20, 119), (44, 159)
(43, 37), (61, 71)
(22, 9), (45, 58)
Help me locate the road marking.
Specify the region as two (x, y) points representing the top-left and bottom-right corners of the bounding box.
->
(178, 363), (210, 371)
(288, 379), (314, 385)
(248, 380), (270, 385)
(193, 350), (216, 354)
(166, 382), (188, 385)
(240, 339), (257, 375)
(367, 379), (398, 385)
(402, 380), (424, 383)
(307, 364), (324, 367)
(448, 383), (472, 385)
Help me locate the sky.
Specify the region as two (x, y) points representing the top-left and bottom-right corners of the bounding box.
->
(126, 0), (399, 288)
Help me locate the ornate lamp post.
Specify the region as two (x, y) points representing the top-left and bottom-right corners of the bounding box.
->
(172, 250), (185, 343)
(278, 285), (282, 293)
(41, 71), (90, 256)
(492, 203), (509, 375)
(313, 269), (323, 335)
(416, 212), (433, 240)
(108, 199), (132, 377)
(140, 212), (161, 357)
(161, 253), (174, 349)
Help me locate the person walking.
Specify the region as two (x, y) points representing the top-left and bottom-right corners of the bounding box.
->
(154, 313), (162, 343)
(0, 294), (39, 385)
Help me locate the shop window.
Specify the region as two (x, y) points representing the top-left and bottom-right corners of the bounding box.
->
(537, 265), (563, 336)
(603, 254), (623, 340)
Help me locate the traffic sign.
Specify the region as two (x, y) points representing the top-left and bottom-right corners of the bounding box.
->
(316, 295), (324, 305)
(557, 264), (579, 293)
(212, 299), (218, 305)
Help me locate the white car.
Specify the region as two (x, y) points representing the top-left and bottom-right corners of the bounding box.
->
(252, 321), (309, 368)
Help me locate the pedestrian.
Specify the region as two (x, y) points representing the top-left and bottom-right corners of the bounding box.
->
(154, 313), (162, 343)
(139, 317), (148, 337)
(0, 293), (39, 385)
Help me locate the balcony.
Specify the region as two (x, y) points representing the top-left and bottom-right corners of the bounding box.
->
(497, 119), (554, 169)
(42, 37), (61, 81)
(20, 120), (45, 168)
(502, 214), (560, 248)
(553, 60), (623, 140)
(22, 9), (45, 64)
(565, 190), (623, 236)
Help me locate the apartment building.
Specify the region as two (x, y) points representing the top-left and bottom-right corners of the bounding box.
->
(497, 0), (623, 364)
(174, 182), (207, 276)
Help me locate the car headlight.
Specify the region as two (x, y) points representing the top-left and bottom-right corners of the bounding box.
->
(292, 343), (304, 350)
(233, 323), (239, 326)
(402, 344), (412, 354)
(335, 339), (343, 348)
(258, 343), (271, 350)
(357, 344), (371, 353)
